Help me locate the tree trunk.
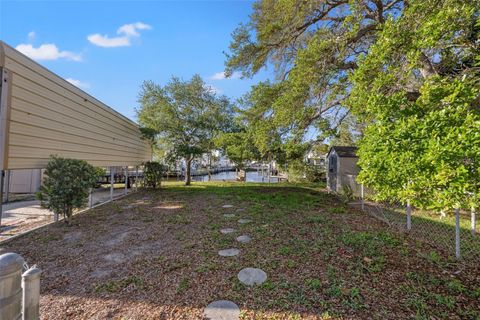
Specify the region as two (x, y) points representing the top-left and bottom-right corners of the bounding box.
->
(185, 158), (192, 186)
(208, 155), (212, 181)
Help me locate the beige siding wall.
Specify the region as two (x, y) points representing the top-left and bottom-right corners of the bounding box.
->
(0, 41), (151, 170)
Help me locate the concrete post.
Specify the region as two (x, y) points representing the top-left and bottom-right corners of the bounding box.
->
(0, 252), (25, 320)
(471, 207), (476, 236)
(455, 208), (461, 259)
(110, 167), (114, 201)
(406, 200), (412, 231)
(22, 267), (41, 320)
(124, 166), (128, 195)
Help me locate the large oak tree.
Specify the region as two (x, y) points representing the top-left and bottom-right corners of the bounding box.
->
(137, 75), (234, 185)
(225, 0), (403, 142)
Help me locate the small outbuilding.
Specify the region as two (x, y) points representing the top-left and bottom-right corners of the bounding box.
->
(326, 146), (361, 196)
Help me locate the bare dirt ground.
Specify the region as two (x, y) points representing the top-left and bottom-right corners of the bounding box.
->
(0, 188), (130, 242)
(1, 182), (479, 319)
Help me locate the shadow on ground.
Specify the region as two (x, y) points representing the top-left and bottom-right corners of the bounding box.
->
(1, 182), (479, 319)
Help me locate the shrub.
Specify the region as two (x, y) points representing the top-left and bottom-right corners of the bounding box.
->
(288, 160), (325, 183)
(143, 161), (165, 189)
(304, 164), (325, 183)
(36, 156), (98, 224)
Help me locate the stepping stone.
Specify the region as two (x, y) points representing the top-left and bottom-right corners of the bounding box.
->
(238, 219), (252, 224)
(222, 205), (234, 208)
(236, 208), (246, 212)
(237, 267), (267, 286)
(204, 300), (240, 320)
(236, 235), (251, 243)
(218, 248), (240, 257)
(223, 214), (235, 218)
(220, 228), (236, 234)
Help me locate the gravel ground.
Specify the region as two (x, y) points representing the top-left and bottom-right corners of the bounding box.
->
(0, 188), (132, 242)
(1, 182), (479, 319)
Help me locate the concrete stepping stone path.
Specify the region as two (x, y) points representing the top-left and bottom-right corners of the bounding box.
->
(238, 267), (267, 286)
(236, 235), (251, 243)
(220, 228), (236, 234)
(238, 218), (252, 224)
(218, 248), (240, 257)
(204, 300), (240, 320)
(223, 214), (235, 218)
(222, 204), (234, 208)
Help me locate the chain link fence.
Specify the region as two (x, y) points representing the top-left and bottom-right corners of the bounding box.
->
(349, 185), (479, 264)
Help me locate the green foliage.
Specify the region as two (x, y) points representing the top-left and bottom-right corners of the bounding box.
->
(142, 161), (165, 189)
(304, 164), (325, 183)
(36, 156), (98, 224)
(287, 160), (325, 183)
(137, 75), (234, 185)
(93, 167), (106, 187)
(214, 125), (260, 169)
(349, 0), (480, 210)
(226, 0), (403, 143)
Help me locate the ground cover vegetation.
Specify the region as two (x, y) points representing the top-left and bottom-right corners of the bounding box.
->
(224, 0), (480, 211)
(3, 182), (479, 319)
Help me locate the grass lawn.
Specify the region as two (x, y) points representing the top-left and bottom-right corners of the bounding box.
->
(1, 182), (479, 319)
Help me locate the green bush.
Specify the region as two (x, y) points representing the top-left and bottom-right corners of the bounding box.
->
(304, 164), (325, 183)
(287, 160), (325, 183)
(143, 161), (165, 189)
(36, 156), (98, 224)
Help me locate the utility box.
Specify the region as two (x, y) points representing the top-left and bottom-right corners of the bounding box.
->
(0, 253), (25, 320)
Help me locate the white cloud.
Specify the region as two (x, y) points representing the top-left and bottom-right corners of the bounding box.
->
(28, 31), (36, 41)
(16, 43), (82, 61)
(66, 78), (90, 89)
(117, 22), (151, 37)
(209, 71), (241, 80)
(87, 22), (152, 48)
(87, 34), (130, 48)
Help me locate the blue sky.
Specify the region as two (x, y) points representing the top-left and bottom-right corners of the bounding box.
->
(1, 0), (272, 121)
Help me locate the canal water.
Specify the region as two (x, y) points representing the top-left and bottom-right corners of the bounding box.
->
(186, 170), (280, 183)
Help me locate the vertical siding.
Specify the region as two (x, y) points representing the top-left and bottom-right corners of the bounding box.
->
(0, 41), (151, 169)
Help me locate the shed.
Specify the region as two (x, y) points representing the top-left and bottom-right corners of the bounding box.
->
(326, 146), (361, 195)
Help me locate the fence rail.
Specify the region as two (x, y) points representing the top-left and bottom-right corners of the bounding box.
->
(350, 191), (480, 263)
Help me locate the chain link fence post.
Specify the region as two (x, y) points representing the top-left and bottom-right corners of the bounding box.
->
(455, 208), (461, 259)
(361, 184), (365, 211)
(406, 200), (412, 232)
(135, 166), (139, 191)
(109, 167), (114, 201)
(472, 207), (477, 236)
(88, 188), (93, 208)
(124, 166), (128, 195)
